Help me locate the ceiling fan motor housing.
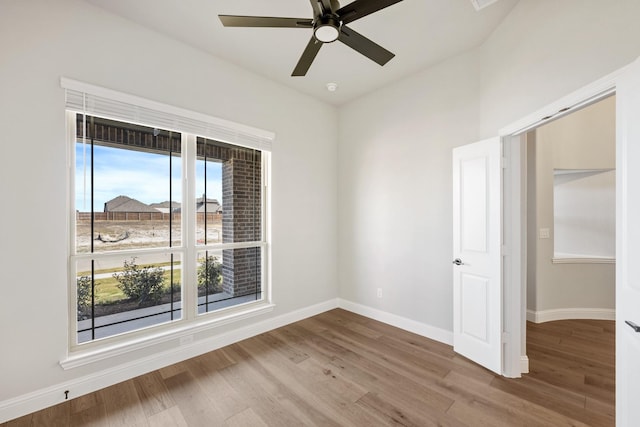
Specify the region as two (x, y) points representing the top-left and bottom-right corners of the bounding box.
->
(314, 15), (341, 43)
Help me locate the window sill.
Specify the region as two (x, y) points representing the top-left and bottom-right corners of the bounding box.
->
(60, 301), (275, 370)
(551, 257), (615, 264)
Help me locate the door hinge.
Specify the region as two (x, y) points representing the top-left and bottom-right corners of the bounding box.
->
(501, 157), (508, 169)
(502, 332), (510, 343)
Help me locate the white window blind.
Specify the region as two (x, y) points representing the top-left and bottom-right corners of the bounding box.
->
(61, 77), (274, 152)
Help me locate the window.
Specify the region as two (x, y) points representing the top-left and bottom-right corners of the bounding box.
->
(553, 168), (615, 261)
(195, 137), (263, 314)
(65, 79), (272, 349)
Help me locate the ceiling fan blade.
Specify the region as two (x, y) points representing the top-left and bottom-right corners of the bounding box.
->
(309, 0), (322, 17)
(338, 26), (394, 66)
(337, 0), (404, 25)
(292, 37), (323, 76)
(219, 15), (313, 28)
(319, 0), (334, 14)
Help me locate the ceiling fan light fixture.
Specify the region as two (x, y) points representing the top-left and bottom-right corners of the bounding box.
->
(219, 0), (404, 76)
(314, 16), (340, 43)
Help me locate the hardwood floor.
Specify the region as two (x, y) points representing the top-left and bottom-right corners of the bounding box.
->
(2, 310), (615, 426)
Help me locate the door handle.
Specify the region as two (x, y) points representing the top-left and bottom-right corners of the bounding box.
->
(452, 258), (464, 266)
(626, 320), (640, 332)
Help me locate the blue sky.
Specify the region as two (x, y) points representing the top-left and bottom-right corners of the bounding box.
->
(75, 144), (222, 211)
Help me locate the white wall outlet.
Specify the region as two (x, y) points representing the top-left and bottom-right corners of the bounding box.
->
(539, 228), (550, 239)
(377, 288), (382, 298)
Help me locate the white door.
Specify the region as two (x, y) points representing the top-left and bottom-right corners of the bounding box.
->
(452, 137), (502, 374)
(616, 57), (640, 426)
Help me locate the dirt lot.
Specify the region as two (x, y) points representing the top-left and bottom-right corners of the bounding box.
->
(75, 219), (222, 253)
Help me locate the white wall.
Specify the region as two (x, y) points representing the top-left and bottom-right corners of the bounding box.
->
(338, 0), (640, 339)
(479, 0), (640, 137)
(0, 0), (337, 415)
(528, 96), (616, 315)
(338, 51), (480, 333)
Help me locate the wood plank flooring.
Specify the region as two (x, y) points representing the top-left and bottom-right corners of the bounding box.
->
(2, 310), (615, 426)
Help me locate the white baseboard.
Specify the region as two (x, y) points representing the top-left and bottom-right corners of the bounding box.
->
(520, 355), (529, 374)
(0, 299), (339, 424)
(526, 308), (615, 323)
(337, 298), (453, 346)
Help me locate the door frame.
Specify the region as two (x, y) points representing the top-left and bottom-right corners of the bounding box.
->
(499, 64), (627, 378)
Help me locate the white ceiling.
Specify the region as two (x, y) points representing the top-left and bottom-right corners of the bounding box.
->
(86, 0), (520, 105)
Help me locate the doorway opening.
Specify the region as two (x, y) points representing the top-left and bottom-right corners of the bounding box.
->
(525, 95), (616, 325)
(498, 58), (640, 424)
(523, 95), (616, 421)
(500, 67), (620, 379)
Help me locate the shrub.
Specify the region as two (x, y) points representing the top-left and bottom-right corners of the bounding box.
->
(113, 257), (165, 306)
(198, 255), (222, 294)
(77, 275), (92, 315)
(165, 281), (181, 295)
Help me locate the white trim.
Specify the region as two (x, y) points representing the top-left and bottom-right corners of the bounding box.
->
(66, 112), (77, 353)
(520, 355), (529, 374)
(502, 135), (526, 378)
(193, 240), (267, 252)
(71, 245), (188, 261)
(551, 257), (615, 264)
(62, 302), (276, 369)
(0, 299), (338, 424)
(498, 66), (625, 137)
(61, 77), (274, 152)
(526, 308), (615, 323)
(183, 134), (197, 321)
(337, 298), (453, 345)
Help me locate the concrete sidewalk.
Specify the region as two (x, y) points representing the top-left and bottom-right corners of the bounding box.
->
(77, 291), (262, 343)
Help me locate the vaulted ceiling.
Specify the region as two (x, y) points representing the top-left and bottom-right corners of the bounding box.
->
(86, 0), (520, 105)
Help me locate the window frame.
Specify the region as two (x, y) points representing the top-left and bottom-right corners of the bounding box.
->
(62, 79), (273, 364)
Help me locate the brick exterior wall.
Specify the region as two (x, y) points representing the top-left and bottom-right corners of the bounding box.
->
(222, 149), (262, 297)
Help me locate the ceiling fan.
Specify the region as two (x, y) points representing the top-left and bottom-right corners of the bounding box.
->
(219, 0), (404, 76)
